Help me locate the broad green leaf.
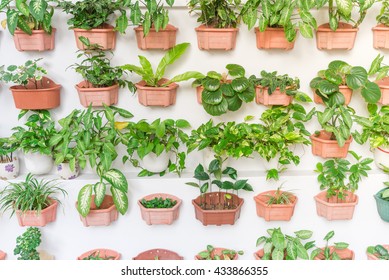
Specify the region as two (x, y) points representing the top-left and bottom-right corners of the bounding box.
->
(296, 242), (309, 259)
(156, 123), (166, 138)
(111, 187), (128, 215)
(167, 71), (205, 84)
(324, 231), (335, 241)
(346, 66), (368, 90)
(231, 77), (249, 92)
(29, 0), (47, 21)
(17, 17), (32, 35)
(284, 23), (296, 42)
(278, 4), (293, 27)
(334, 242), (349, 249)
(202, 88), (223, 105)
(361, 82), (381, 103)
(335, 0), (353, 17)
(138, 55), (154, 77)
(94, 182), (106, 208)
(77, 184), (93, 217)
(155, 43), (190, 81)
(238, 90), (255, 103)
(176, 119), (191, 128)
(7, 10), (19, 35)
(221, 83), (235, 97)
(116, 12), (128, 34)
(325, 69), (343, 85)
(258, 14), (268, 32)
(16, 0), (29, 17)
(299, 22), (313, 38)
(286, 241), (297, 260)
(111, 106), (134, 118)
(226, 64), (245, 77)
(226, 95), (243, 111)
(203, 98), (228, 116)
(272, 229), (285, 250)
(102, 169), (128, 193)
(202, 78), (221, 91)
(130, 2), (141, 25)
(327, 91), (346, 106)
(271, 248), (284, 260)
(317, 80), (338, 94)
(294, 230), (313, 240)
(368, 54), (384, 75)
(143, 11), (151, 36)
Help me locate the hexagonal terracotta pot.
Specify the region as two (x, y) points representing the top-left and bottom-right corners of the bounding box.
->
(314, 246), (355, 260)
(195, 25), (238, 50)
(13, 28), (56, 51)
(136, 79), (178, 107)
(314, 190), (358, 221)
(313, 86), (353, 105)
(367, 245), (389, 260)
(372, 24), (389, 50)
(255, 27), (295, 50)
(16, 199), (58, 227)
(133, 249), (183, 260)
(254, 190), (298, 221)
(76, 81), (119, 107)
(77, 249), (121, 260)
(135, 24), (178, 50)
(73, 24), (116, 50)
(77, 195), (118, 227)
(310, 130), (352, 158)
(376, 77), (389, 105)
(0, 250), (6, 260)
(195, 247), (239, 260)
(138, 193), (182, 225)
(316, 23), (358, 50)
(255, 85), (293, 106)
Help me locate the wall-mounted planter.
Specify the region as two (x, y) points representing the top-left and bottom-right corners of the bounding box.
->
(77, 249), (121, 260)
(133, 249), (183, 260)
(38, 250), (55, 260)
(372, 24), (389, 50)
(76, 81), (119, 107)
(314, 246), (355, 260)
(367, 245), (389, 260)
(374, 187), (389, 222)
(138, 193), (182, 225)
(141, 152), (171, 173)
(10, 77), (61, 110)
(77, 195), (118, 227)
(24, 152), (53, 175)
(0, 250), (6, 260)
(57, 162), (80, 180)
(13, 29), (56, 52)
(73, 24), (116, 50)
(136, 79), (178, 107)
(376, 77), (389, 105)
(195, 25), (238, 50)
(0, 157), (19, 180)
(316, 23), (358, 50)
(310, 130), (352, 158)
(314, 190), (358, 220)
(255, 85), (293, 106)
(313, 86), (353, 105)
(135, 24), (178, 50)
(195, 247), (239, 260)
(374, 146), (389, 170)
(192, 192), (244, 226)
(16, 199), (58, 227)
(255, 27), (295, 50)
(254, 190), (298, 221)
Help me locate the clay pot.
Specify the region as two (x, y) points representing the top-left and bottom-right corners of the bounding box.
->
(0, 250), (6, 260)
(192, 192), (244, 226)
(136, 79), (178, 107)
(310, 130), (352, 158)
(77, 249), (121, 260)
(313, 86), (353, 105)
(255, 27), (295, 50)
(374, 146), (389, 170)
(372, 24), (389, 50)
(24, 152), (53, 175)
(314, 190), (358, 220)
(254, 190), (298, 221)
(77, 195), (118, 227)
(135, 24), (178, 50)
(254, 249), (272, 260)
(314, 246), (355, 260)
(376, 77), (389, 105)
(367, 245), (389, 260)
(316, 23), (358, 50)
(195, 25), (238, 50)
(73, 24), (116, 50)
(76, 81), (119, 107)
(16, 199), (58, 227)
(10, 77), (61, 110)
(195, 247), (239, 260)
(13, 29), (56, 51)
(0, 157), (19, 180)
(56, 162), (80, 180)
(138, 193), (182, 225)
(133, 249), (183, 260)
(255, 85), (293, 106)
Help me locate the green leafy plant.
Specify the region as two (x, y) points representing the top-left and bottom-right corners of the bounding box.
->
(311, 231), (350, 260)
(368, 54), (389, 82)
(14, 227), (41, 260)
(315, 151), (372, 201)
(140, 197), (177, 208)
(264, 185), (295, 205)
(377, 0), (389, 26)
(377, 182), (389, 201)
(241, 0), (323, 42)
(0, 137), (18, 163)
(197, 245), (243, 260)
(188, 0), (241, 28)
(0, 0), (54, 35)
(256, 228), (315, 260)
(192, 64), (255, 116)
(310, 60), (381, 106)
(0, 173), (67, 217)
(82, 251), (115, 260)
(367, 245), (389, 260)
(120, 42), (204, 88)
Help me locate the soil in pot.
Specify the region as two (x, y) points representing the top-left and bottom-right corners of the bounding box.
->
(372, 24), (389, 50)
(13, 29), (56, 52)
(77, 249), (121, 260)
(310, 130), (352, 158)
(73, 24), (116, 50)
(133, 249), (183, 260)
(195, 25), (238, 50)
(254, 190), (298, 221)
(76, 81), (119, 107)
(77, 195), (118, 227)
(136, 79), (178, 107)
(314, 190), (358, 220)
(316, 23), (358, 50)
(313, 86), (353, 105)
(135, 24), (178, 50)
(16, 199), (58, 227)
(0, 157), (19, 180)
(255, 27), (295, 50)
(376, 77), (389, 105)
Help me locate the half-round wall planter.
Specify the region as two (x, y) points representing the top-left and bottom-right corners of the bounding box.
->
(195, 247), (239, 260)
(76, 81), (119, 107)
(255, 85), (293, 106)
(136, 80), (178, 107)
(24, 152), (53, 175)
(135, 24), (178, 50)
(374, 147), (389, 170)
(16, 199), (58, 227)
(367, 245), (389, 260)
(372, 24), (389, 50)
(314, 190), (358, 221)
(0, 157), (19, 180)
(316, 23), (358, 50)
(14, 28), (56, 51)
(57, 162), (80, 180)
(310, 131), (352, 158)
(254, 190), (298, 221)
(73, 24), (116, 50)
(77, 249), (121, 260)
(133, 249), (183, 260)
(141, 152), (171, 173)
(195, 25), (238, 50)
(77, 195), (118, 227)
(376, 77), (389, 105)
(313, 86), (353, 105)
(0, 250), (6, 260)
(314, 247), (355, 260)
(374, 188), (389, 222)
(255, 27), (295, 50)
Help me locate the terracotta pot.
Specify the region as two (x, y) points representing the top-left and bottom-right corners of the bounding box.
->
(57, 162), (80, 180)
(255, 27), (295, 50)
(16, 199), (58, 227)
(314, 190), (358, 220)
(195, 247), (239, 260)
(24, 152), (53, 175)
(136, 79), (178, 107)
(195, 25), (238, 50)
(138, 193), (182, 225)
(254, 190), (298, 221)
(141, 152), (171, 173)
(0, 250), (6, 260)
(314, 246), (355, 260)
(13, 28), (56, 51)
(135, 24), (178, 50)
(313, 85), (353, 105)
(73, 24), (116, 50)
(372, 24), (389, 50)
(376, 77), (389, 105)
(133, 249), (183, 260)
(76, 81), (119, 107)
(10, 77), (61, 110)
(374, 146), (389, 170)
(77, 249), (121, 260)
(0, 157), (19, 180)
(316, 23), (358, 50)
(77, 195), (118, 227)
(192, 192), (244, 226)
(255, 85), (293, 106)
(367, 245), (389, 260)
(310, 130), (352, 158)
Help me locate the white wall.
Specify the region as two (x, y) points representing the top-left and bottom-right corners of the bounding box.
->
(0, 3), (388, 260)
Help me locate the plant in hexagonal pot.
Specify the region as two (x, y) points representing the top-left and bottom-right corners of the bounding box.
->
(133, 249), (183, 260)
(372, 0), (389, 49)
(311, 231), (354, 260)
(367, 244), (389, 260)
(78, 249), (121, 260)
(195, 245), (243, 260)
(314, 152), (372, 221)
(0, 137), (19, 180)
(121, 43), (203, 107)
(373, 182), (389, 222)
(186, 159), (253, 226)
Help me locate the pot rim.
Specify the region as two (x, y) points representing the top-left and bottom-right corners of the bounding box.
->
(195, 24), (239, 32)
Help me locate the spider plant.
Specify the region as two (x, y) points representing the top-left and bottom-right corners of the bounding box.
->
(265, 186), (295, 206)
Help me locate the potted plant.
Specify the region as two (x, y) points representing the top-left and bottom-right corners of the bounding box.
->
(0, 137), (19, 180)
(241, 0), (322, 50)
(192, 64), (255, 116)
(368, 54), (389, 105)
(314, 152), (372, 220)
(14, 227), (41, 260)
(367, 245), (389, 260)
(133, 249), (183, 260)
(57, 0), (129, 50)
(138, 193), (182, 225)
(310, 104), (354, 158)
(195, 245), (243, 260)
(188, 0), (240, 50)
(186, 160), (253, 226)
(69, 37), (135, 107)
(373, 0), (389, 49)
(0, 174), (67, 227)
(311, 231), (354, 260)
(120, 43), (204, 107)
(77, 249), (121, 260)
(0, 59), (61, 110)
(373, 182), (389, 222)
(254, 185), (298, 221)
(254, 228), (315, 260)
(310, 60), (381, 106)
(316, 0), (374, 50)
(131, 0), (178, 50)
(0, 0), (56, 51)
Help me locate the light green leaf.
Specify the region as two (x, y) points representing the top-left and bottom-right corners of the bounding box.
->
(226, 64), (245, 77)
(77, 184), (93, 217)
(94, 182), (106, 208)
(111, 187), (128, 215)
(155, 43), (190, 81)
(335, 0), (353, 17)
(102, 169), (128, 193)
(29, 0), (47, 21)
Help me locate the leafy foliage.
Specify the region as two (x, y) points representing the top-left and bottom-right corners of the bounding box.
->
(82, 250), (115, 260)
(0, 137), (18, 163)
(367, 245), (389, 260)
(14, 227), (41, 260)
(264, 186), (295, 205)
(197, 245), (243, 260)
(377, 0), (389, 26)
(311, 231), (350, 260)
(377, 182), (389, 202)
(368, 54), (389, 82)
(140, 197), (177, 209)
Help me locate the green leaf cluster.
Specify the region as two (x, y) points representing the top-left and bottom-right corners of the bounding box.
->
(140, 197), (177, 209)
(368, 54), (389, 82)
(197, 245), (244, 260)
(0, 137), (18, 162)
(310, 231), (350, 260)
(367, 244), (389, 260)
(377, 0), (389, 26)
(0, 59), (47, 88)
(14, 227), (41, 260)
